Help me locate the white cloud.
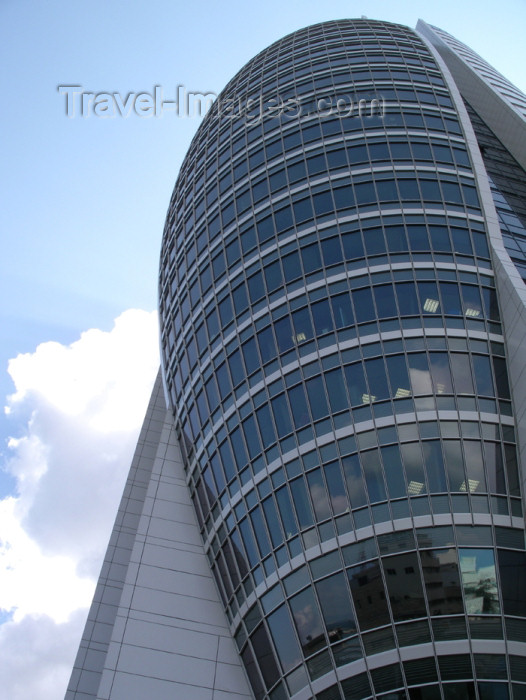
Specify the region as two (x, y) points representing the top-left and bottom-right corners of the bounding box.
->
(0, 612), (87, 700)
(0, 309), (160, 699)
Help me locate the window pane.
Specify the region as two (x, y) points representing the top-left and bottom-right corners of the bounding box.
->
(290, 477), (314, 529)
(401, 442), (427, 496)
(324, 462), (348, 515)
(267, 605), (302, 672)
(289, 587), (325, 655)
(324, 367), (349, 412)
(307, 469), (331, 520)
(316, 572), (357, 639)
(383, 552), (426, 620)
(381, 444), (406, 498)
(353, 287), (376, 323)
(348, 561), (390, 629)
(420, 548), (463, 615)
(360, 449), (387, 503)
(342, 454), (368, 508)
(459, 548), (500, 614)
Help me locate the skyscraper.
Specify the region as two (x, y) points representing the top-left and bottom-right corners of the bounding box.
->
(66, 18), (526, 700)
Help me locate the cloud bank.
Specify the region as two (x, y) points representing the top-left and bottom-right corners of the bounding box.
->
(0, 309), (160, 699)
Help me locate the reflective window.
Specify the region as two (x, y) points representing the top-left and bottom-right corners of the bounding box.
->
(267, 604), (302, 672)
(348, 560), (391, 630)
(289, 587), (325, 656)
(383, 552), (426, 620)
(459, 548), (500, 614)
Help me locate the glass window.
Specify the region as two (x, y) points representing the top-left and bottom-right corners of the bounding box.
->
(243, 415), (261, 459)
(258, 326), (277, 363)
(497, 549), (526, 616)
(241, 645), (265, 699)
(504, 444), (520, 496)
(248, 270), (265, 302)
(256, 403), (276, 448)
(407, 225), (431, 251)
(353, 287), (376, 323)
(324, 461), (348, 515)
(307, 469), (331, 520)
(461, 284), (483, 317)
(230, 426), (248, 469)
(380, 444), (406, 498)
(398, 178), (420, 200)
(363, 226), (385, 255)
(450, 353), (474, 395)
(385, 225), (408, 252)
(347, 560), (391, 630)
(288, 384), (310, 428)
(354, 181), (376, 205)
(443, 440), (466, 493)
(386, 354), (411, 399)
(383, 552), (426, 621)
(422, 441), (447, 493)
(396, 281), (420, 315)
(484, 442), (506, 494)
(265, 260), (283, 292)
(292, 306), (313, 343)
(439, 282), (462, 315)
(267, 604), (303, 672)
(344, 363), (368, 406)
(275, 316), (294, 353)
(239, 517), (260, 568)
(306, 375), (329, 420)
(316, 572), (357, 641)
(289, 586), (326, 655)
(418, 281), (440, 314)
(401, 442), (427, 496)
(408, 353), (432, 394)
(250, 505), (271, 557)
(464, 441), (487, 493)
(374, 284), (398, 318)
(312, 298), (334, 335)
(313, 191), (334, 216)
(334, 184), (356, 210)
(429, 353), (453, 394)
(472, 355), (494, 396)
(321, 236), (344, 266)
(420, 548), (463, 615)
(492, 357), (510, 400)
(261, 496), (283, 548)
(290, 477), (314, 529)
(293, 197), (314, 224)
(325, 367), (348, 413)
(365, 357), (390, 401)
(331, 293), (354, 328)
(301, 242), (322, 273)
(459, 548), (500, 614)
(342, 230), (365, 259)
(360, 449), (387, 503)
(271, 393), (292, 438)
(275, 485), (298, 539)
(250, 623), (280, 689)
(283, 250), (302, 282)
(342, 454), (368, 508)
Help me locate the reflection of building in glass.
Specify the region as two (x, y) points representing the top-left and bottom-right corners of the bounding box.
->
(66, 18), (526, 700)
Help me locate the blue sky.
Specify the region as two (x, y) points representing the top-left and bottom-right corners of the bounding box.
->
(0, 1), (525, 698)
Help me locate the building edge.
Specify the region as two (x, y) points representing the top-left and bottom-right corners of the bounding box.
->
(64, 370), (253, 699)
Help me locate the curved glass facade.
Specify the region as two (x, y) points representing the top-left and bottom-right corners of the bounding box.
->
(159, 20), (526, 700)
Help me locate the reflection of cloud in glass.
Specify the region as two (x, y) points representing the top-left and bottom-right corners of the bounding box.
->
(309, 483), (332, 520)
(459, 548), (500, 614)
(290, 588), (325, 654)
(409, 367), (433, 394)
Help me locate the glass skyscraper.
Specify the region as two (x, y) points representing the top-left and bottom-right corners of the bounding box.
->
(66, 19), (526, 700)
